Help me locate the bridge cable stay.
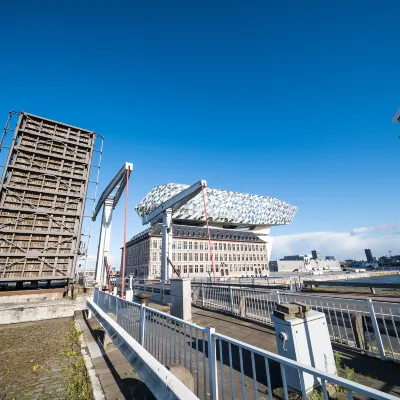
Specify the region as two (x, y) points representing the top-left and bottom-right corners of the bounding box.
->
(201, 185), (216, 282)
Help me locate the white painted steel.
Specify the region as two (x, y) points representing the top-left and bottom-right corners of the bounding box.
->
(192, 285), (400, 362)
(92, 289), (399, 400)
(87, 297), (199, 400)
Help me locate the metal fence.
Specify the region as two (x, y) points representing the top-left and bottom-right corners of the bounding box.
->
(92, 288), (398, 400)
(192, 284), (400, 363)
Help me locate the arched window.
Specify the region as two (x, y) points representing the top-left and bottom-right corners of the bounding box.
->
(221, 269), (224, 276)
(225, 268), (229, 276)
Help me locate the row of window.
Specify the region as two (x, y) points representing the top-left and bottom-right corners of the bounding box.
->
(148, 252), (267, 262)
(149, 263), (267, 275)
(127, 241), (149, 255)
(153, 239), (267, 252)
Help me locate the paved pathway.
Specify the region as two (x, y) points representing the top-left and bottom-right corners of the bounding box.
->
(80, 314), (155, 400)
(0, 318), (70, 400)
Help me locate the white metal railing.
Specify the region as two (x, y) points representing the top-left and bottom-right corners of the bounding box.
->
(92, 288), (398, 400)
(192, 284), (400, 362)
(87, 297), (198, 400)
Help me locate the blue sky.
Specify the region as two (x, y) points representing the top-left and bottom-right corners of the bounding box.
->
(1, 0), (400, 264)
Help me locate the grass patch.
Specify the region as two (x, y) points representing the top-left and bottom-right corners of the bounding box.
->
(62, 322), (93, 400)
(334, 351), (357, 393)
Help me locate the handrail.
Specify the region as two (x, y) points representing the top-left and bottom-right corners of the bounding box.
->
(87, 298), (199, 400)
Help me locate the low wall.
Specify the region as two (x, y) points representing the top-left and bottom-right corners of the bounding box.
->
(0, 291), (64, 305)
(0, 297), (87, 325)
(305, 270), (399, 282)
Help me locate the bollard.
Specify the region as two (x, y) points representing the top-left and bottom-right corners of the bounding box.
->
(170, 278), (192, 321)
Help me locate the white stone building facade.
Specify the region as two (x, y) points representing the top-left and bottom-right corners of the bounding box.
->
(124, 223), (270, 279)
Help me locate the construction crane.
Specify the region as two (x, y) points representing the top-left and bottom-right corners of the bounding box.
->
(141, 180), (207, 282)
(93, 162), (133, 290)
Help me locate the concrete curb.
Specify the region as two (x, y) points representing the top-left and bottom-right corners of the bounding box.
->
(75, 318), (106, 400)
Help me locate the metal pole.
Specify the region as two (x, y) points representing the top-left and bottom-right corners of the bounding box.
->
(121, 168), (130, 298)
(139, 304), (146, 346)
(207, 327), (218, 400)
(366, 299), (386, 360)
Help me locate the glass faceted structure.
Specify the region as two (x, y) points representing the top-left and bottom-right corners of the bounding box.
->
(135, 183), (297, 227)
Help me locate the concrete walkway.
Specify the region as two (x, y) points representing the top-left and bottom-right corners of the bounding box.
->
(79, 314), (155, 400)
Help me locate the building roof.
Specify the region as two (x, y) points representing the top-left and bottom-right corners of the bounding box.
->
(126, 223), (264, 246)
(135, 183), (297, 227)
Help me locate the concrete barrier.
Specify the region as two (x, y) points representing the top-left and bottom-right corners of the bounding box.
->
(0, 297), (87, 325)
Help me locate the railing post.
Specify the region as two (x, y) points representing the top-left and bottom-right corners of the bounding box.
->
(116, 295), (118, 319)
(207, 327), (218, 400)
(139, 304), (146, 346)
(201, 284), (205, 307)
(366, 299), (385, 360)
(229, 287), (234, 314)
(277, 291), (281, 305)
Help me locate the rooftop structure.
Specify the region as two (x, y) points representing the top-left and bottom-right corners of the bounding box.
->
(135, 183), (297, 228)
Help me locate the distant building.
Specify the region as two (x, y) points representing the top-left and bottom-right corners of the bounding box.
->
(311, 250), (323, 260)
(269, 250), (341, 272)
(365, 249), (374, 262)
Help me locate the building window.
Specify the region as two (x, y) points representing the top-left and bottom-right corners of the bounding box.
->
(189, 242), (193, 250)
(152, 252), (157, 261)
(172, 253), (176, 261)
(177, 241), (182, 250)
(215, 254), (219, 261)
(152, 240), (157, 249)
(228, 244), (231, 251)
(195, 253), (198, 261)
(233, 254), (236, 261)
(241, 255), (244, 261)
(189, 266), (193, 274)
(194, 242), (198, 250)
(183, 253), (187, 261)
(189, 254), (193, 261)
(252, 245), (255, 251)
(219, 243), (222, 251)
(215, 265), (219, 272)
(183, 241), (188, 250)
(159, 241), (162, 249)
(195, 265), (199, 273)
(224, 243), (227, 251)
(229, 254), (232, 261)
(199, 242), (204, 250)
(159, 252), (162, 261)
(200, 265), (204, 273)
(224, 254), (227, 261)
(184, 265), (188, 274)
(200, 253), (203, 261)
(241, 244), (243, 251)
(205, 242), (208, 250)
(178, 253), (181, 261)
(244, 245), (247, 251)
(205, 253), (208, 261)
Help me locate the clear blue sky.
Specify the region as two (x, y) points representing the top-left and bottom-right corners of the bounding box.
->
(1, 1), (400, 263)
